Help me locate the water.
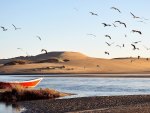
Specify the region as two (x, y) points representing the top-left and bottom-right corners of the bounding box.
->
(1, 75), (150, 112)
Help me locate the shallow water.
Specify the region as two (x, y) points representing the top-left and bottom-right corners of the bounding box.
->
(1, 75), (150, 112)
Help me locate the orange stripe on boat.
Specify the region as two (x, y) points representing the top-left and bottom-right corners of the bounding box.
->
(0, 78), (43, 88)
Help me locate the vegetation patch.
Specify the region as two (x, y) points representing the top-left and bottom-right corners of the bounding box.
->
(0, 85), (70, 102)
(4, 60), (31, 66)
(35, 58), (64, 63)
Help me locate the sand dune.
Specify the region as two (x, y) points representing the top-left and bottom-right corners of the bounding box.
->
(0, 51), (150, 75)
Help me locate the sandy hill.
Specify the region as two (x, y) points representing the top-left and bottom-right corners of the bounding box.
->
(32, 51), (88, 61)
(0, 51), (150, 75)
(0, 51), (88, 64)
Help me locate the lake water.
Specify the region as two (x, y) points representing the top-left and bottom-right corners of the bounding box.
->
(1, 75), (150, 113)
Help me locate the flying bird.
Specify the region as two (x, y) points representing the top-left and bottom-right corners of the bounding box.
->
(105, 35), (111, 39)
(89, 12), (98, 16)
(115, 21), (127, 28)
(131, 44), (139, 50)
(104, 51), (110, 55)
(37, 36), (41, 41)
(123, 44), (125, 47)
(0, 26), (7, 31)
(112, 23), (117, 27)
(73, 8), (78, 12)
(105, 42), (114, 46)
(116, 44), (124, 48)
(87, 34), (96, 37)
(133, 41), (141, 44)
(116, 45), (122, 48)
(137, 21), (146, 24)
(111, 7), (121, 13)
(130, 12), (140, 19)
(102, 23), (111, 27)
(132, 30), (142, 35)
(41, 49), (48, 54)
(12, 24), (21, 30)
(17, 48), (22, 50)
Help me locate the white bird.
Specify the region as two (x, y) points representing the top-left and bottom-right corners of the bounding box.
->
(111, 7), (121, 13)
(41, 49), (48, 54)
(0, 26), (7, 31)
(132, 30), (142, 35)
(37, 36), (42, 41)
(130, 12), (140, 19)
(89, 12), (98, 16)
(105, 42), (114, 46)
(12, 24), (21, 30)
(105, 35), (111, 39)
(131, 44), (139, 50)
(104, 51), (110, 55)
(87, 34), (96, 37)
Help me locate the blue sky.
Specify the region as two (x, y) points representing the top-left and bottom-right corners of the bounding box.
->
(0, 0), (150, 58)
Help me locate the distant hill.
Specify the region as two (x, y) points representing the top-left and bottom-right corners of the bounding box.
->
(0, 51), (88, 64)
(1, 51), (150, 74)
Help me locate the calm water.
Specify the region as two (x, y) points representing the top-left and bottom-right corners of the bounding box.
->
(1, 75), (150, 113)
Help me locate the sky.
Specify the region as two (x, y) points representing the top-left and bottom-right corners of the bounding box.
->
(0, 0), (150, 59)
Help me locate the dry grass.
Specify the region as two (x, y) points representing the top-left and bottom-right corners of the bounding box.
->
(4, 60), (31, 66)
(0, 84), (64, 102)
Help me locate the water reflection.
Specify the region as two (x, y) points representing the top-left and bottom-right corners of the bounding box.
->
(1, 75), (150, 112)
(0, 102), (26, 113)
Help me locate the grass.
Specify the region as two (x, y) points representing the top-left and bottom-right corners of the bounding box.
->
(4, 60), (31, 66)
(0, 84), (68, 102)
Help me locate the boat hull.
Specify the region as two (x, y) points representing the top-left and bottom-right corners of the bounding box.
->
(0, 78), (43, 88)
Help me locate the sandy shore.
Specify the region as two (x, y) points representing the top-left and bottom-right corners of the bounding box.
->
(10, 74), (150, 78)
(18, 95), (150, 113)
(1, 52), (150, 75)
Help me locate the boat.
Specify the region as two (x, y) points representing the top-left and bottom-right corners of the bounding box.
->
(0, 78), (43, 88)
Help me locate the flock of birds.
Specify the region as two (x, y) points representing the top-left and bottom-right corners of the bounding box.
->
(0, 24), (48, 55)
(1, 24), (21, 31)
(87, 6), (149, 60)
(0, 6), (149, 60)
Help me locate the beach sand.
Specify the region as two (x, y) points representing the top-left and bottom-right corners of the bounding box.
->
(18, 95), (150, 113)
(0, 51), (150, 75)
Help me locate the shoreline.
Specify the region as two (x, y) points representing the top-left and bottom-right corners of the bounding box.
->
(2, 73), (150, 78)
(18, 95), (150, 113)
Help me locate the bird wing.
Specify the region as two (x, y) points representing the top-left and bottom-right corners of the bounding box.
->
(112, 7), (121, 13)
(89, 12), (93, 14)
(87, 34), (96, 37)
(112, 23), (117, 27)
(115, 21), (121, 24)
(131, 44), (136, 49)
(41, 49), (47, 54)
(12, 24), (16, 29)
(37, 36), (41, 40)
(105, 42), (110, 46)
(1, 26), (4, 29)
(122, 23), (126, 28)
(135, 41), (141, 43)
(138, 31), (142, 34)
(116, 9), (121, 13)
(105, 35), (111, 39)
(130, 12), (135, 17)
